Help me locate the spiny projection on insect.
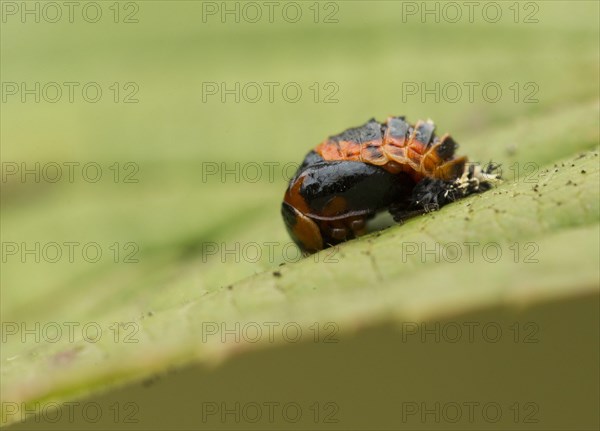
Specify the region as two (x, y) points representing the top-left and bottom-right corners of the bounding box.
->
(282, 116), (499, 253)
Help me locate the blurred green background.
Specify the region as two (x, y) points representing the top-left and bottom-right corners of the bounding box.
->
(1, 0), (599, 429)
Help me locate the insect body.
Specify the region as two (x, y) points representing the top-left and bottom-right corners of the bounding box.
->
(282, 116), (497, 254)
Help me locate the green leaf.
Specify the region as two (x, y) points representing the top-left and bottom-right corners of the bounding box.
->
(2, 2), (599, 427)
(2, 100), (598, 428)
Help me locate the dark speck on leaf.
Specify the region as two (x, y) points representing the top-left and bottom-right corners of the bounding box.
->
(581, 170), (586, 174)
(272, 271), (281, 277)
(142, 375), (161, 387)
(227, 285), (233, 290)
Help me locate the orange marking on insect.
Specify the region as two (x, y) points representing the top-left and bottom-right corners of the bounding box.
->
(314, 118), (467, 182)
(321, 195), (348, 217)
(284, 175), (310, 214)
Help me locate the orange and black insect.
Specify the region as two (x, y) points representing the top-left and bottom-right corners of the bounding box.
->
(282, 116), (498, 254)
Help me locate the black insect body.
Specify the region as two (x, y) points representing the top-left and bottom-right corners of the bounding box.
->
(282, 117), (498, 253)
